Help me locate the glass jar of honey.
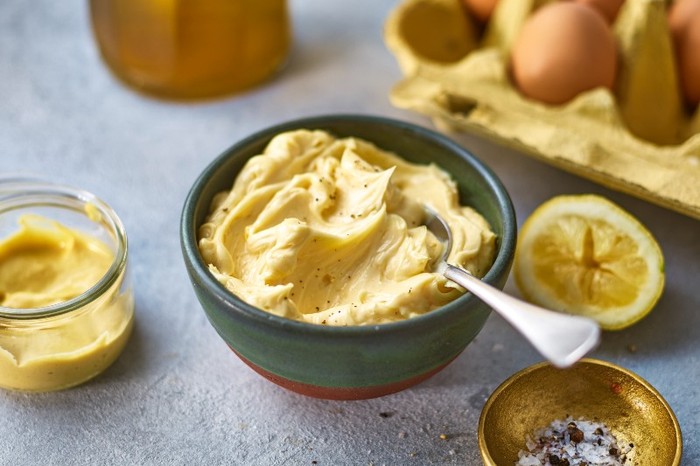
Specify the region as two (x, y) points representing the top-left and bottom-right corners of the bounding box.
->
(89, 0), (291, 100)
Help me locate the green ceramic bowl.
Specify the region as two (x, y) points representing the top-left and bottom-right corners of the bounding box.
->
(180, 115), (516, 399)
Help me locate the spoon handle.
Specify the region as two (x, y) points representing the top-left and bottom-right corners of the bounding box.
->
(443, 265), (600, 368)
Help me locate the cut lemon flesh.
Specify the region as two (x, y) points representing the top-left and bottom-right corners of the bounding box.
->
(514, 195), (664, 330)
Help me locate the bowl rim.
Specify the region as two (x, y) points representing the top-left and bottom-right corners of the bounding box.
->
(180, 113), (516, 337)
(477, 357), (683, 466)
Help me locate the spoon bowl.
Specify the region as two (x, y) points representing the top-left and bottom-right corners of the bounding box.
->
(424, 206), (600, 368)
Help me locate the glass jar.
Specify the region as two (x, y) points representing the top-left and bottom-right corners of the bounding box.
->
(0, 179), (134, 391)
(89, 0), (291, 100)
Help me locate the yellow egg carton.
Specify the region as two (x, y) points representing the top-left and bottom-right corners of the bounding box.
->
(385, 0), (700, 220)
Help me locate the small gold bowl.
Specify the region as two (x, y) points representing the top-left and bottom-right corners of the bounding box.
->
(478, 358), (682, 465)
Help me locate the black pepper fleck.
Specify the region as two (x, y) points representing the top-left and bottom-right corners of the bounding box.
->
(568, 425), (584, 444)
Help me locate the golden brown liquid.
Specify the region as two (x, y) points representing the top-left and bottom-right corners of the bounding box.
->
(89, 0), (291, 99)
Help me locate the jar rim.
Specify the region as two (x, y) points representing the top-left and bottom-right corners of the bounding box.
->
(0, 178), (128, 319)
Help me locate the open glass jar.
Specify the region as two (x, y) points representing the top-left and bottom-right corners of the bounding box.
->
(89, 0), (291, 100)
(0, 179), (134, 391)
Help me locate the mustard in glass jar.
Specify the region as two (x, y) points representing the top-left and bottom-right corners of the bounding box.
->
(0, 179), (134, 391)
(89, 0), (291, 100)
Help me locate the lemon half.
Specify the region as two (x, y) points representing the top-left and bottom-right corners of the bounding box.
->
(514, 195), (664, 331)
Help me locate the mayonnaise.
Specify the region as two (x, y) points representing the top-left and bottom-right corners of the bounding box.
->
(199, 130), (496, 326)
(0, 215), (113, 308)
(0, 205), (133, 391)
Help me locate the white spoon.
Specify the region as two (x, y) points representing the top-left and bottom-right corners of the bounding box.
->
(424, 206), (600, 368)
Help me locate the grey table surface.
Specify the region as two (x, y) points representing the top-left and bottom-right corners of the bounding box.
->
(1, 0), (699, 464)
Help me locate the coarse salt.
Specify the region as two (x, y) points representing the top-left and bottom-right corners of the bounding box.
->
(516, 416), (633, 466)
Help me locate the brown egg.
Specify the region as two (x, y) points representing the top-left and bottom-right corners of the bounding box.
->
(575, 0), (625, 23)
(510, 2), (617, 105)
(462, 0), (498, 23)
(668, 0), (700, 46)
(668, 0), (700, 106)
(677, 11), (700, 105)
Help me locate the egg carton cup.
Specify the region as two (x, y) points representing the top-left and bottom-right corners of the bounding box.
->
(385, 0), (700, 220)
